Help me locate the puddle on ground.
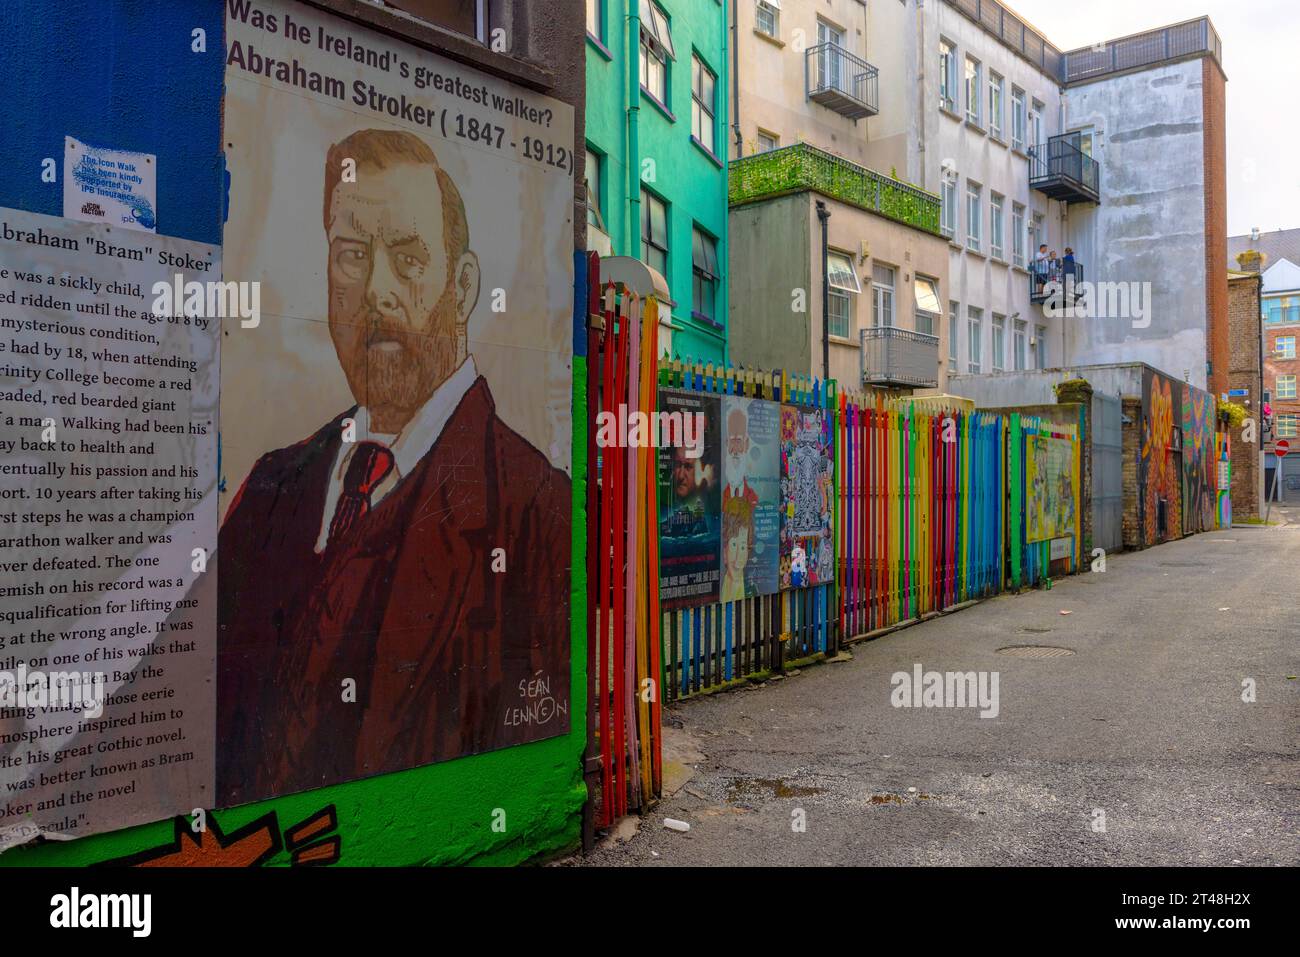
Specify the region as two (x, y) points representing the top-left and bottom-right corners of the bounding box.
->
(726, 777), (826, 802)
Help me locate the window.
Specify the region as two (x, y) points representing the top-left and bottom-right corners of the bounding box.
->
(756, 130), (779, 153)
(872, 263), (895, 328)
(1278, 414), (1298, 439)
(1035, 324), (1047, 368)
(756, 0), (779, 38)
(991, 314), (1005, 372)
(964, 57), (982, 125)
(691, 56), (717, 155)
(1011, 202), (1026, 268)
(1031, 212), (1044, 256)
(1277, 336), (1296, 359)
(584, 149), (604, 230)
(967, 306), (983, 373)
(940, 173), (958, 240)
(639, 0), (674, 105)
(990, 193), (1005, 260)
(387, 0), (485, 40)
(827, 252), (860, 339)
(915, 276), (941, 337)
(939, 39), (957, 112)
(948, 301), (959, 373)
(692, 227), (719, 325)
(817, 20), (846, 92)
(1029, 98), (1044, 149)
(988, 72), (1004, 139)
(966, 181), (982, 252)
(1011, 87), (1026, 151)
(586, 0), (602, 40)
(1278, 374), (1298, 400)
(1013, 319), (1027, 370)
(640, 189), (668, 276)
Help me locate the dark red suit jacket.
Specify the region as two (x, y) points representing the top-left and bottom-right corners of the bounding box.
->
(216, 377), (571, 807)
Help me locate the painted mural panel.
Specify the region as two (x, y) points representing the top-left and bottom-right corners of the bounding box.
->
(1182, 385), (1217, 534)
(1025, 435), (1076, 544)
(217, 0), (574, 806)
(780, 406), (834, 588)
(1139, 369), (1183, 547)
(657, 390), (722, 609)
(719, 397), (780, 601)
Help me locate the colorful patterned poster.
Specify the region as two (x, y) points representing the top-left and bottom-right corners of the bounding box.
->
(657, 390), (722, 609)
(720, 397), (780, 601)
(780, 406), (834, 588)
(1025, 434), (1076, 543)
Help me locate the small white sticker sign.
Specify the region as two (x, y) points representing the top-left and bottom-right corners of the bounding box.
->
(62, 135), (157, 233)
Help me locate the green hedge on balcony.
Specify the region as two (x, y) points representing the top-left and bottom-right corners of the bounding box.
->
(729, 143), (942, 236)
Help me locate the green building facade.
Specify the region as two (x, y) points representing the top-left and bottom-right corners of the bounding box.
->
(585, 0), (730, 364)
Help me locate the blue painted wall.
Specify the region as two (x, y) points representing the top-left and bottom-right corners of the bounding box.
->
(0, 0), (225, 244)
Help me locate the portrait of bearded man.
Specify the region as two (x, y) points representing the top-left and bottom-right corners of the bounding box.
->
(215, 128), (571, 806)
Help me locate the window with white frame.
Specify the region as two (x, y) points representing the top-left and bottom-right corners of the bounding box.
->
(967, 306), (983, 373)
(990, 193), (1004, 260)
(989, 72), (1004, 139)
(639, 0), (674, 105)
(691, 55), (717, 155)
(1011, 87), (1026, 150)
(1278, 413), (1298, 438)
(966, 181), (982, 252)
(817, 20), (846, 92)
(756, 130), (779, 153)
(948, 301), (959, 373)
(586, 0), (602, 41)
(641, 189), (668, 276)
(991, 314), (1005, 371)
(1029, 98), (1044, 149)
(939, 39), (957, 112)
(941, 172), (958, 239)
(1031, 212), (1045, 257)
(1013, 319), (1027, 370)
(692, 226), (719, 325)
(872, 263), (895, 328)
(915, 276), (941, 337)
(1277, 335), (1296, 359)
(585, 148), (605, 230)
(1035, 323), (1047, 368)
(964, 56), (982, 126)
(827, 251), (860, 339)
(756, 0), (779, 38)
(1011, 202), (1025, 267)
(1278, 374), (1297, 400)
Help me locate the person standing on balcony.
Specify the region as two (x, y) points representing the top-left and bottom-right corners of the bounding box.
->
(1034, 244), (1049, 295)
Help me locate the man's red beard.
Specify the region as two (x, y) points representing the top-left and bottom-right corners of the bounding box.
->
(333, 286), (460, 429)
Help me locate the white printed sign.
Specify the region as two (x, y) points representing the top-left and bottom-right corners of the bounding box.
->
(62, 137), (158, 234)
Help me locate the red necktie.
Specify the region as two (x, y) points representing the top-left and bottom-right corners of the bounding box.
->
(328, 441), (395, 545)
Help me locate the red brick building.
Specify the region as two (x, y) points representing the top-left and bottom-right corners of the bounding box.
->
(1226, 269), (1262, 518)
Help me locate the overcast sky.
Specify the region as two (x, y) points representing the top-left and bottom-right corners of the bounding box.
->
(1010, 0), (1298, 238)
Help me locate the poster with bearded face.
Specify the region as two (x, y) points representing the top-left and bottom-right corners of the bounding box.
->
(215, 0), (574, 806)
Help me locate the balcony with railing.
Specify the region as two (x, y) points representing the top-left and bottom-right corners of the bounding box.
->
(1029, 260), (1085, 305)
(805, 42), (878, 120)
(1029, 133), (1100, 204)
(861, 327), (940, 389)
(729, 143), (942, 236)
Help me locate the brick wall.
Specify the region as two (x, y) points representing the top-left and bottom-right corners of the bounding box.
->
(1227, 272), (1262, 518)
(1264, 321), (1300, 458)
(1203, 58), (1230, 397)
(1121, 396), (1141, 549)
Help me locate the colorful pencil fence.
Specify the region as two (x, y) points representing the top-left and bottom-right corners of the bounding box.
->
(584, 254), (1082, 826)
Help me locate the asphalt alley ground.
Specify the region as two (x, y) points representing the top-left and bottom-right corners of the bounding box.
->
(581, 508), (1300, 867)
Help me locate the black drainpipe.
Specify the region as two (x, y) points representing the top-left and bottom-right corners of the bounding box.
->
(817, 200), (831, 381)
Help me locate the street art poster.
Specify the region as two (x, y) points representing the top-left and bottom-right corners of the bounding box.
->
(780, 406), (834, 588)
(0, 207), (219, 846)
(1182, 385), (1217, 534)
(1140, 370), (1183, 546)
(1025, 434), (1076, 544)
(719, 397), (780, 602)
(657, 390), (722, 609)
(217, 0), (574, 806)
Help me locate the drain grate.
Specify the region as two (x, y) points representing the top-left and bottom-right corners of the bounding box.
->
(1021, 627), (1053, 634)
(996, 645), (1075, 659)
